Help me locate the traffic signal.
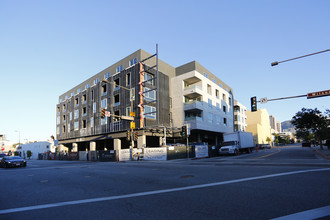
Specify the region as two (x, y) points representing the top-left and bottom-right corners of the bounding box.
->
(181, 126), (187, 137)
(134, 132), (138, 141)
(101, 108), (105, 118)
(251, 96), (257, 112)
(126, 130), (131, 141)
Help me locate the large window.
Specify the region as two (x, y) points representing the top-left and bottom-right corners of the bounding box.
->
(144, 73), (154, 85)
(74, 110), (79, 119)
(144, 87), (155, 101)
(91, 117), (94, 127)
(101, 99), (107, 109)
(104, 72), (110, 79)
(144, 106), (156, 119)
(74, 121), (79, 130)
(126, 73), (131, 86)
(93, 102), (96, 113)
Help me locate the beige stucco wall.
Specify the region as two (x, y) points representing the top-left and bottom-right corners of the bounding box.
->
(246, 109), (272, 145)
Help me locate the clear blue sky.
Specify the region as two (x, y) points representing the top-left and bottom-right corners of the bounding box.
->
(1, 0), (329, 143)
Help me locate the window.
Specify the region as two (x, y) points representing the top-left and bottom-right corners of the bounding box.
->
(229, 97), (232, 105)
(116, 65), (123, 73)
(101, 99), (107, 109)
(223, 106), (227, 113)
(82, 120), (87, 128)
(101, 117), (107, 125)
(75, 98), (79, 107)
(57, 116), (60, 125)
(65, 95), (69, 100)
(68, 124), (70, 133)
(57, 106), (60, 115)
(212, 79), (216, 84)
(104, 72), (110, 79)
(71, 91), (75, 97)
(85, 84), (90, 90)
(216, 89), (219, 99)
(208, 113), (213, 123)
(102, 84), (107, 96)
(59, 98), (63, 103)
(203, 72), (208, 78)
(129, 58), (137, 66)
(93, 102), (96, 113)
(114, 94), (120, 106)
(77, 88), (81, 94)
(114, 78), (120, 91)
(62, 104), (66, 112)
(91, 117), (94, 127)
(114, 110), (120, 122)
(207, 84), (212, 95)
(224, 118), (227, 126)
(126, 107), (131, 116)
(208, 99), (212, 107)
(74, 121), (79, 130)
(144, 87), (155, 101)
(63, 125), (66, 133)
(69, 112), (72, 121)
(91, 90), (94, 101)
(63, 115), (66, 122)
(74, 110), (79, 119)
(82, 94), (87, 104)
(144, 105), (156, 119)
(57, 126), (60, 135)
(83, 107), (87, 117)
(144, 73), (154, 85)
(222, 93), (226, 100)
(126, 73), (131, 86)
(94, 78), (99, 85)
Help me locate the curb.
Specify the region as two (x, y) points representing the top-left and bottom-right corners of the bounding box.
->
(314, 149), (330, 160)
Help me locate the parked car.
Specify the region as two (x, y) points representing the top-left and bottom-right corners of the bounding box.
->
(0, 156), (27, 168)
(302, 142), (311, 147)
(264, 144), (271, 149)
(0, 153), (6, 160)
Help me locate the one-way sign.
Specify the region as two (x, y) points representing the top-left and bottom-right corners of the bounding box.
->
(307, 89), (330, 99)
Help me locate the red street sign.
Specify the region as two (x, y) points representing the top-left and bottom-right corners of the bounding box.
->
(307, 89), (330, 99)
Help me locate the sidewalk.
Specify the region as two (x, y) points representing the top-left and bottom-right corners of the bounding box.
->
(313, 145), (330, 160)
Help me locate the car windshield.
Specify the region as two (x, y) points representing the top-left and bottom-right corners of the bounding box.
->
(6, 156), (22, 160)
(222, 141), (236, 146)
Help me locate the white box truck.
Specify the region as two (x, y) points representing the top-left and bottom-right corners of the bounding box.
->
(219, 132), (254, 155)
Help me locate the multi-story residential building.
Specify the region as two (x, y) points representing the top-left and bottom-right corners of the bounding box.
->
(246, 109), (272, 145)
(233, 100), (247, 132)
(56, 49), (234, 152)
(269, 115), (277, 131)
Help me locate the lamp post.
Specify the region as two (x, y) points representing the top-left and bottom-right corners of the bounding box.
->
(271, 49), (330, 66)
(102, 79), (135, 160)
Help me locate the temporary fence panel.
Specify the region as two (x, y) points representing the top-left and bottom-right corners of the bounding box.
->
(79, 151), (88, 161)
(195, 145), (208, 158)
(144, 147), (167, 160)
(98, 150), (116, 162)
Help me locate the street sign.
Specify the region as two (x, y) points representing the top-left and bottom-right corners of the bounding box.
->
(130, 122), (136, 129)
(260, 97), (268, 104)
(307, 89), (330, 99)
(130, 112), (136, 117)
(121, 116), (134, 121)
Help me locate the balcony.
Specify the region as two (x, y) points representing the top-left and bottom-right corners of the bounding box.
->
(183, 85), (203, 99)
(184, 100), (204, 111)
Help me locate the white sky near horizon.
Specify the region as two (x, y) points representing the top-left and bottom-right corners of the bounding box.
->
(1, 0), (329, 143)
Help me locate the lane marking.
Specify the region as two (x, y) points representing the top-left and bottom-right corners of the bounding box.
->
(271, 205), (330, 220)
(0, 168), (329, 215)
(254, 148), (281, 159)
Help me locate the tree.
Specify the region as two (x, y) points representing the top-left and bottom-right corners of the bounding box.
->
(291, 108), (330, 149)
(266, 137), (272, 146)
(27, 150), (32, 159)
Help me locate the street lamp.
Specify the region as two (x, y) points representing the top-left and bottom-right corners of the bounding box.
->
(271, 49), (330, 66)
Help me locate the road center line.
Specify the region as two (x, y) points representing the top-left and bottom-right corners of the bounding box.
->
(254, 148), (281, 159)
(0, 168), (329, 215)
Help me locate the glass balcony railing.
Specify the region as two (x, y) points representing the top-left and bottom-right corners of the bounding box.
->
(184, 85), (202, 91)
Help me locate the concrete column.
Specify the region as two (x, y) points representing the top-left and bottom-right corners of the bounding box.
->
(114, 139), (121, 160)
(159, 137), (163, 147)
(137, 135), (146, 149)
(72, 143), (78, 152)
(90, 141), (96, 151)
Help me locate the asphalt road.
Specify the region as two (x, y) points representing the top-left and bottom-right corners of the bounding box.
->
(0, 145), (329, 220)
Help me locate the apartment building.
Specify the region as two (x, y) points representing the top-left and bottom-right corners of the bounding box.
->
(56, 49), (234, 152)
(233, 100), (247, 132)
